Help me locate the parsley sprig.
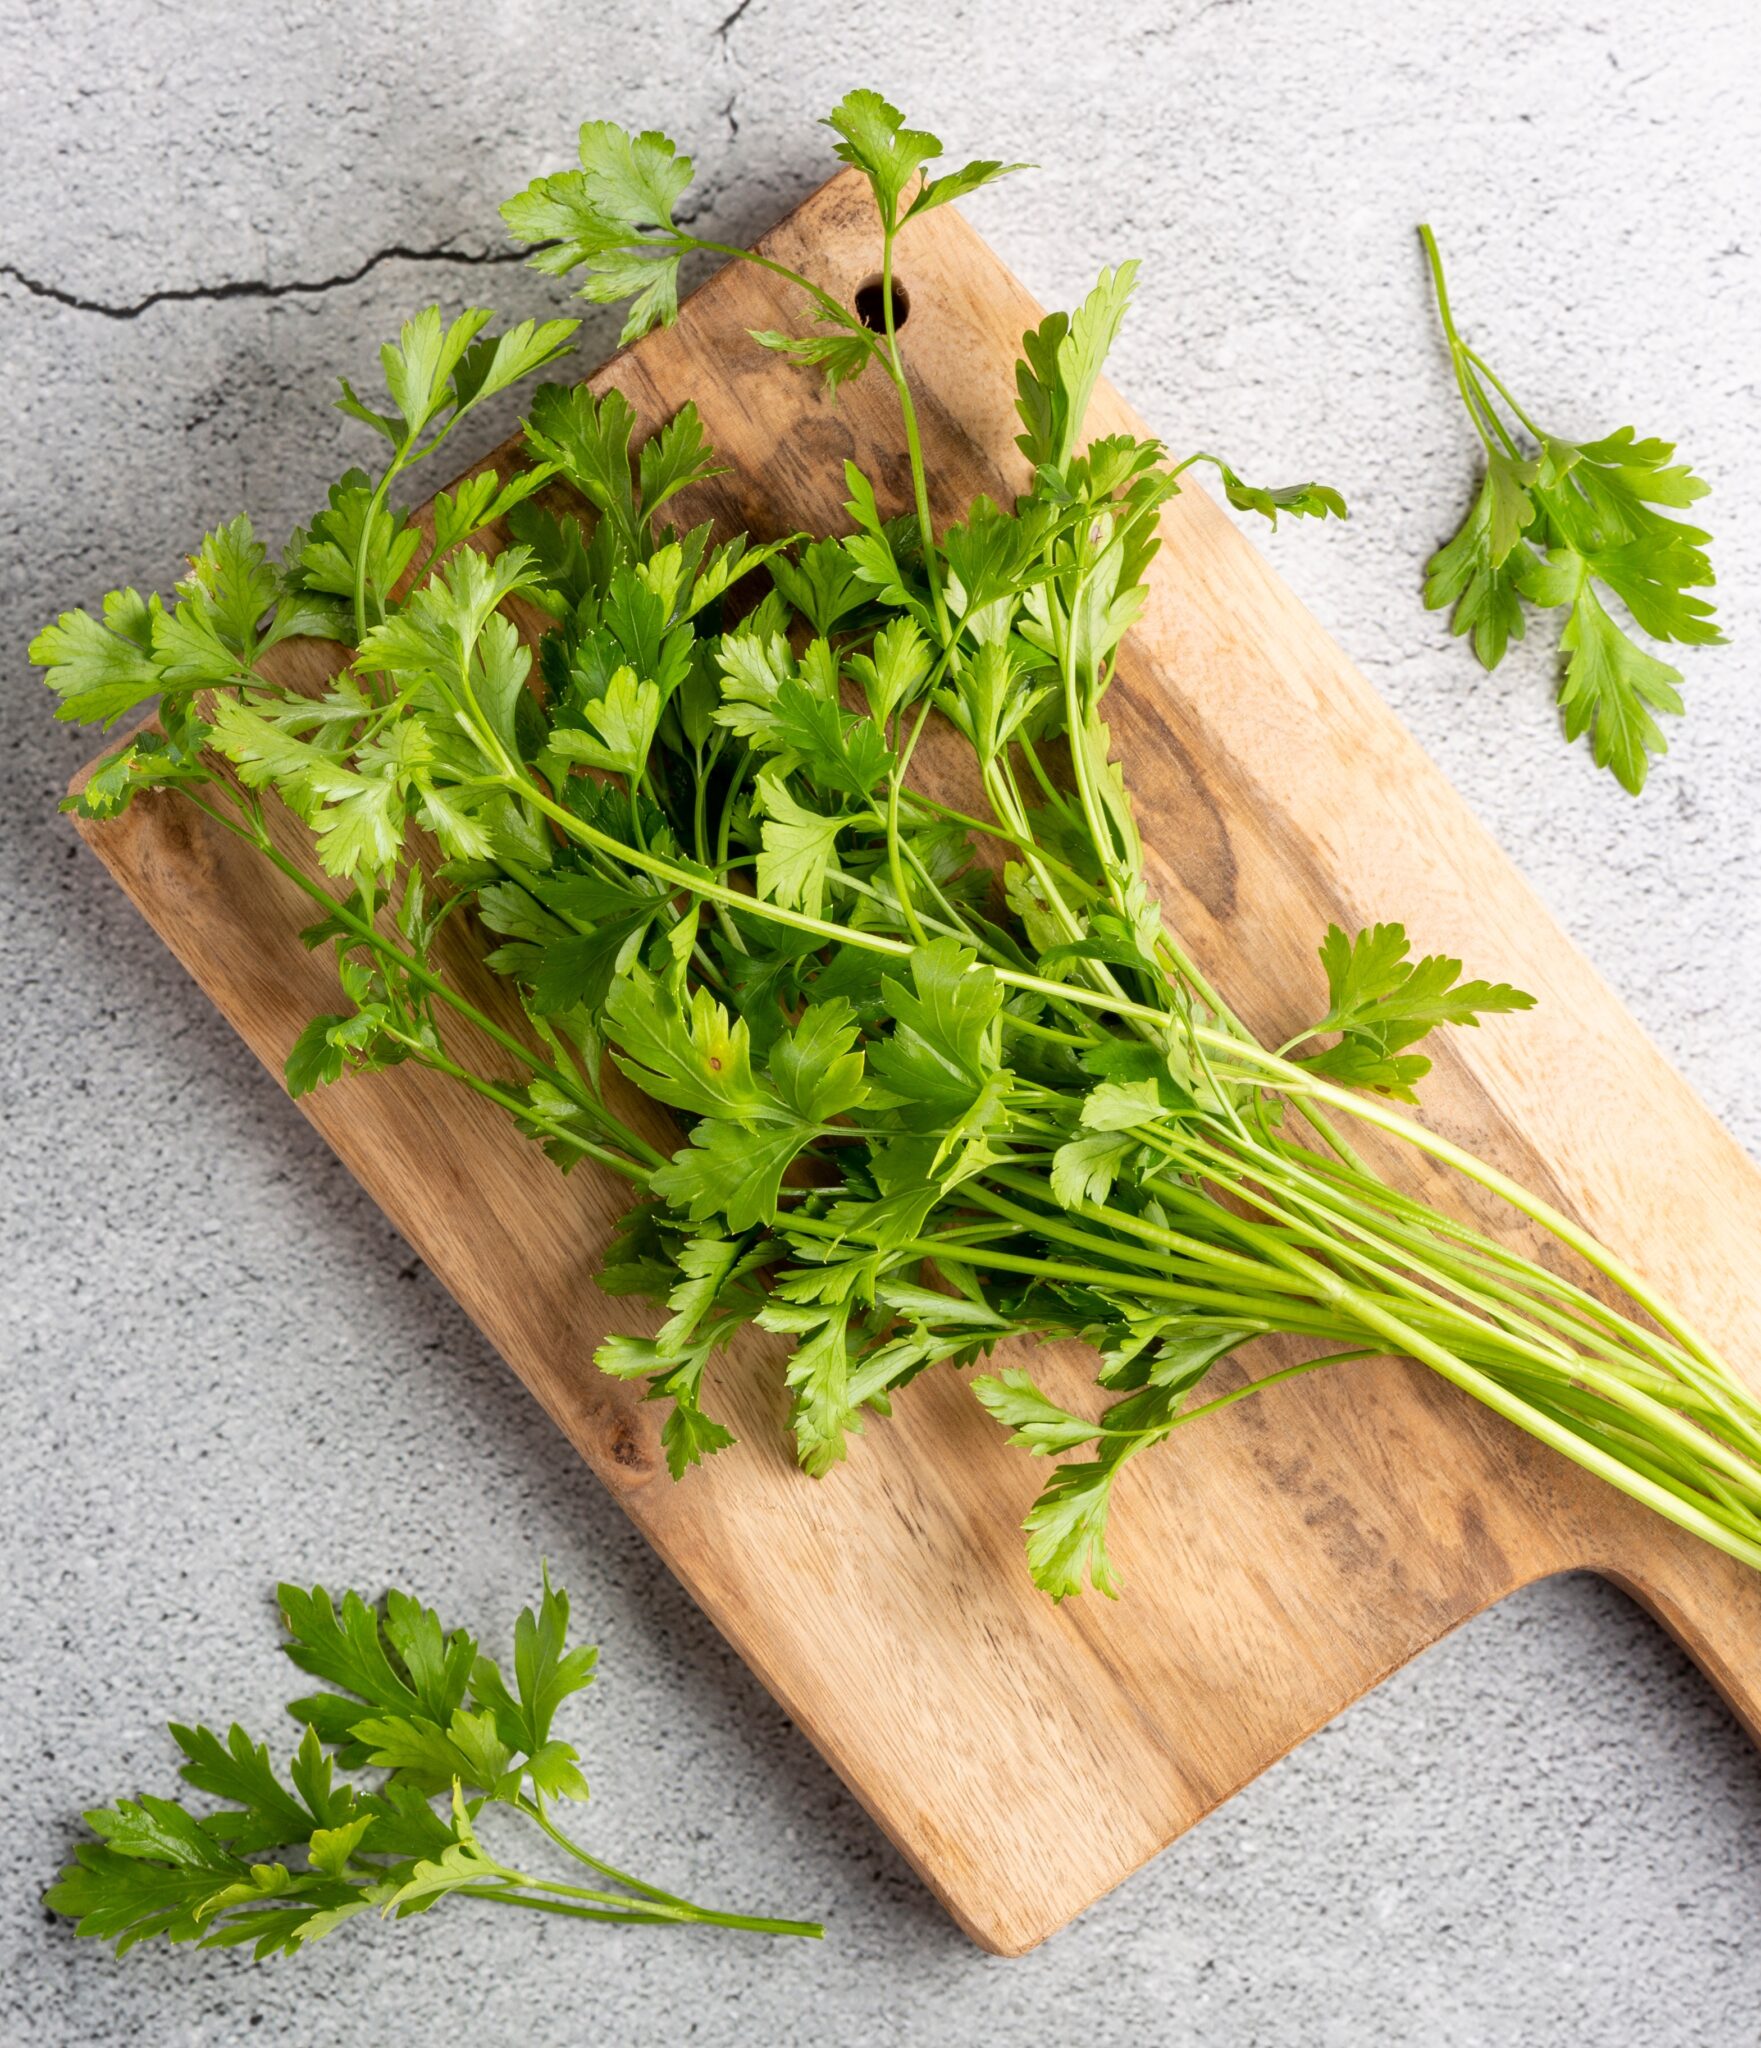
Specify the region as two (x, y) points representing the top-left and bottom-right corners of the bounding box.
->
(1282, 922), (1534, 1099)
(1420, 224), (1723, 792)
(47, 1574), (821, 1956)
(38, 97), (1761, 1604)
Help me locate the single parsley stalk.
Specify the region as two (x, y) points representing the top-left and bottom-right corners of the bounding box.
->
(1419, 224), (1723, 793)
(47, 1574), (821, 1958)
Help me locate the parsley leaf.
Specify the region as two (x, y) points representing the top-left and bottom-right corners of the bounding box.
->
(1554, 572), (1687, 794)
(1290, 921), (1534, 1099)
(971, 1368), (1102, 1455)
(1018, 1457), (1121, 1600)
(1423, 452), (1539, 668)
(604, 967), (770, 1124)
(753, 768), (849, 918)
(502, 123), (696, 344)
(1015, 264), (1140, 472)
(647, 997), (868, 1232)
(595, 1233), (773, 1472)
(868, 939), (1006, 1127)
(823, 90), (942, 223)
(749, 325), (875, 396)
(1179, 452), (1348, 529)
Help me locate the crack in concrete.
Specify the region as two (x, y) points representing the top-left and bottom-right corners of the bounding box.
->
(712, 0), (754, 43)
(0, 240), (533, 323)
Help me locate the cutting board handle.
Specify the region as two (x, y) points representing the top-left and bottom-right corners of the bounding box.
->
(1583, 1515), (1761, 1743)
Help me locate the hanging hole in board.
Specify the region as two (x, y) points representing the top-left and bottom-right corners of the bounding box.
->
(854, 276), (910, 332)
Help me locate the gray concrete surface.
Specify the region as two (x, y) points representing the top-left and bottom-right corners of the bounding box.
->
(3, 1), (1758, 2041)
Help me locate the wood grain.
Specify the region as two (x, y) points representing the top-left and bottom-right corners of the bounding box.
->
(71, 171), (1761, 1954)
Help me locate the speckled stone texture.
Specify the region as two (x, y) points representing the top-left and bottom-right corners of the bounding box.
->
(3, 1), (1757, 2041)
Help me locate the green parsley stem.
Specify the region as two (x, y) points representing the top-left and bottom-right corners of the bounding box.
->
(1328, 1276), (1761, 1568)
(1203, 1128), (1721, 1391)
(1272, 1063), (1734, 1378)
(1418, 225), (1521, 458)
(398, 1038), (651, 1187)
(1463, 345), (1546, 443)
(1157, 1350), (1379, 1431)
(684, 237), (865, 345)
(876, 220), (953, 647)
(465, 1888), (689, 1927)
(961, 1177), (1326, 1297)
(782, 1212), (1353, 1329)
(471, 1882), (823, 1938)
(885, 694), (938, 945)
(514, 1798), (696, 1910)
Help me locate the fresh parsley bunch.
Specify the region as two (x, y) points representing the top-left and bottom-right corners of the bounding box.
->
(47, 1574), (820, 1956)
(1420, 224), (1723, 793)
(37, 94), (1761, 1602)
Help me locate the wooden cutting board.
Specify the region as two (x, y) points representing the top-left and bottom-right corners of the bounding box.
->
(72, 170), (1761, 1955)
